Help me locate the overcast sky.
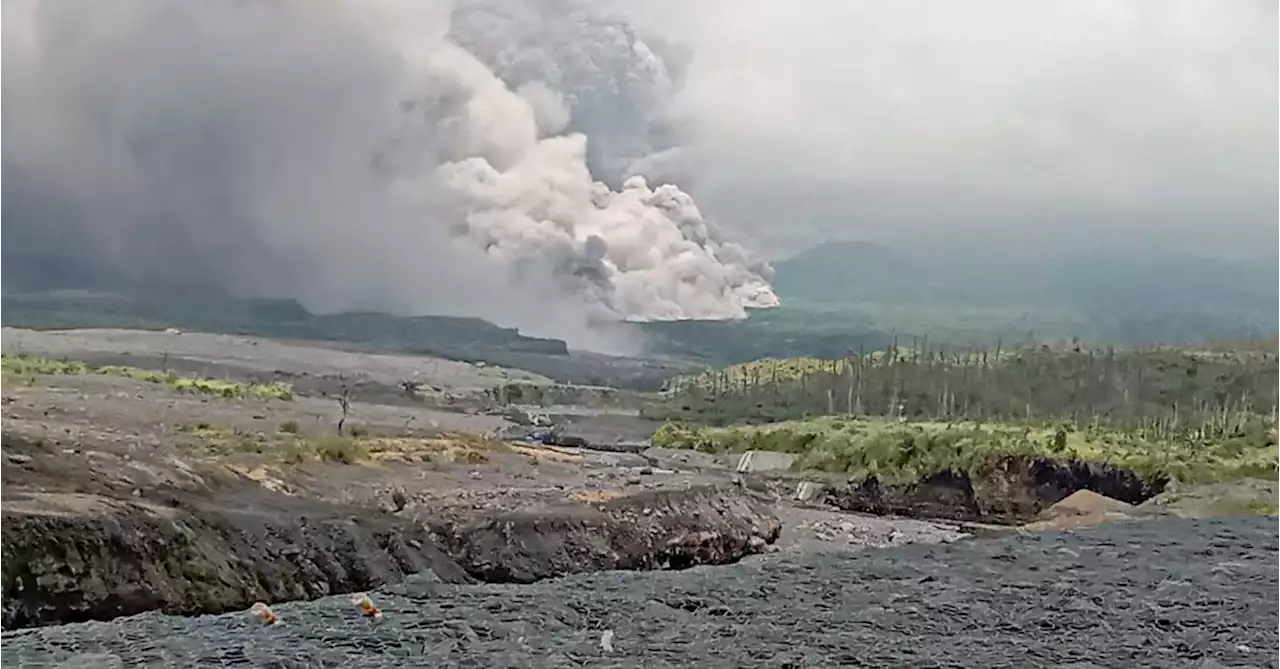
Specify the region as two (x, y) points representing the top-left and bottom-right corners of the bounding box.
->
(2, 0), (1274, 350)
(614, 0), (1278, 260)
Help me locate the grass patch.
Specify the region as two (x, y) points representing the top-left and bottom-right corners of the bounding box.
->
(652, 416), (1278, 486)
(181, 424), (368, 465)
(2, 354), (292, 400)
(314, 435), (368, 464)
(177, 421), (512, 469)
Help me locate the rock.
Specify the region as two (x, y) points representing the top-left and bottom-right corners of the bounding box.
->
(391, 489), (408, 512)
(5, 453), (32, 465)
(430, 485), (781, 583)
(1, 491), (472, 629)
(638, 467), (654, 476)
(793, 481), (825, 503)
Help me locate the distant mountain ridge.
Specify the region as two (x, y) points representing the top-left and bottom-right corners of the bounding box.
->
(769, 240), (1277, 344)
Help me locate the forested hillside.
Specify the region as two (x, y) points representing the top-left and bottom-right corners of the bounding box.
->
(649, 340), (1279, 438)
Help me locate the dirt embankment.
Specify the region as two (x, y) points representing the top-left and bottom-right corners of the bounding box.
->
(823, 456), (1166, 525)
(430, 485), (780, 583)
(2, 485), (779, 630)
(1, 490), (472, 629)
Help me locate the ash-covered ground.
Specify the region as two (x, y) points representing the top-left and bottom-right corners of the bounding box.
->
(4, 516), (1276, 669)
(3, 329), (1276, 668)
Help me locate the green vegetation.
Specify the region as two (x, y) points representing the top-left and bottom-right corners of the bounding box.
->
(651, 342), (1278, 435)
(313, 435), (368, 464)
(178, 423), (367, 465)
(2, 354), (293, 400)
(178, 422), (511, 468)
(652, 417), (1278, 486)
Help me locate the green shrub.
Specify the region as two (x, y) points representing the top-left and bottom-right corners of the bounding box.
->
(651, 416), (1278, 486)
(315, 436), (367, 464)
(1, 355), (293, 401)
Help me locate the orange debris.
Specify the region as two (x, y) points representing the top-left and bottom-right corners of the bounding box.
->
(249, 602), (279, 625)
(353, 593), (382, 620)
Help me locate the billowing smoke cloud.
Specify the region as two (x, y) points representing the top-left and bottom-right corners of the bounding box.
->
(615, 0), (1279, 260)
(1, 0), (778, 351)
(448, 0), (691, 186)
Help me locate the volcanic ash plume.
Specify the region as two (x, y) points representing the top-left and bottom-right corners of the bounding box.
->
(449, 0), (690, 184)
(382, 26), (781, 321)
(435, 139), (780, 321)
(1, 0), (778, 341)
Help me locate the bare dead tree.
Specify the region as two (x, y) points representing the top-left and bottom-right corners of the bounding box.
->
(335, 384), (351, 435)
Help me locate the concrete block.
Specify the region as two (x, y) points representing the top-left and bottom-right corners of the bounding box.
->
(734, 451), (797, 473)
(794, 481), (824, 502)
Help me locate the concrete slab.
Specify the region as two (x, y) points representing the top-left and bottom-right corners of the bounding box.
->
(735, 451), (797, 473)
(793, 481), (825, 502)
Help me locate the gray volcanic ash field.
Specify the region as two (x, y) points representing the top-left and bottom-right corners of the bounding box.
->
(3, 516), (1275, 669)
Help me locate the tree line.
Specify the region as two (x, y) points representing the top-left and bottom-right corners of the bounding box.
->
(648, 338), (1279, 440)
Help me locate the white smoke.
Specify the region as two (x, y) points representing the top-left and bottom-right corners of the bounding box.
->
(1, 0), (777, 351)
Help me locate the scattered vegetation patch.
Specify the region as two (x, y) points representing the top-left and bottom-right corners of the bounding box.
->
(313, 436), (368, 464)
(652, 417), (1278, 486)
(361, 433), (510, 464)
(1, 355), (293, 400)
(178, 421), (513, 469)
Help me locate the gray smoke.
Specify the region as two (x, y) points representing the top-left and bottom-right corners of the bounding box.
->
(616, 0), (1278, 259)
(1, 0), (778, 351)
(449, 0), (691, 185)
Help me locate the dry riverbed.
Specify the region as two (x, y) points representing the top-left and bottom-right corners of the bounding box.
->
(1, 328), (972, 630)
(1, 328), (1274, 669)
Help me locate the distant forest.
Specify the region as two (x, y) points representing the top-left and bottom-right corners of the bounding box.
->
(649, 339), (1279, 439)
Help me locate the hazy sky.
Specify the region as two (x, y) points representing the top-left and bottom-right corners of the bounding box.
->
(2, 0), (1275, 351)
(1, 0), (777, 352)
(616, 0), (1278, 259)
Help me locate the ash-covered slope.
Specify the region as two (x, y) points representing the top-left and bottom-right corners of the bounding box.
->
(3, 516), (1274, 668)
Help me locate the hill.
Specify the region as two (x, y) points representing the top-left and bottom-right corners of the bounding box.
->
(768, 241), (1277, 345)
